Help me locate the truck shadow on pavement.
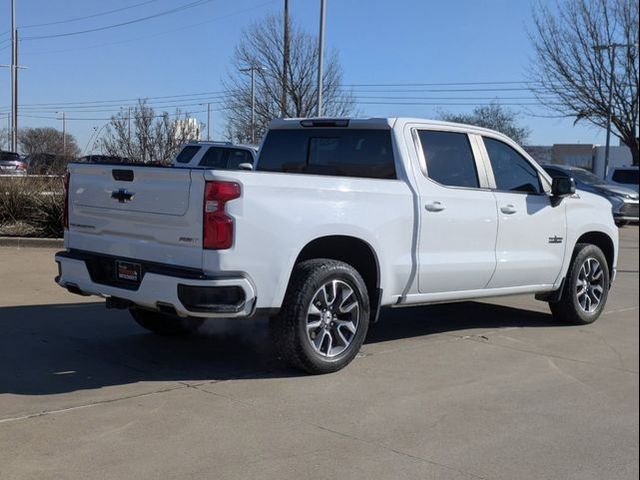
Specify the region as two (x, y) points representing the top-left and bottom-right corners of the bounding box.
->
(0, 300), (565, 396)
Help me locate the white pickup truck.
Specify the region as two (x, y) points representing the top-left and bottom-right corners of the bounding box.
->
(56, 118), (619, 374)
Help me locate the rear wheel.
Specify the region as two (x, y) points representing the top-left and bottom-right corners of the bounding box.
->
(549, 243), (609, 325)
(271, 259), (370, 374)
(129, 307), (203, 336)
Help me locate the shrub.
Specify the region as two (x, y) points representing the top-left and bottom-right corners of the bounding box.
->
(0, 178), (36, 223)
(0, 176), (65, 238)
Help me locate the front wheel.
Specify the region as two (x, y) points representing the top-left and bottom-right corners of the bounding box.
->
(129, 307), (204, 336)
(270, 259), (370, 374)
(549, 243), (610, 325)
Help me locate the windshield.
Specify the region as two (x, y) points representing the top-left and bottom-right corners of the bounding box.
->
(569, 169), (606, 185)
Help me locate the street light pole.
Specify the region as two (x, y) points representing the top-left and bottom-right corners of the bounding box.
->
(316, 0), (326, 117)
(206, 103), (211, 140)
(593, 42), (638, 178)
(240, 66), (263, 144)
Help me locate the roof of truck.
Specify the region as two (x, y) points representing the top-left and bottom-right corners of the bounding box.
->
(268, 117), (507, 137)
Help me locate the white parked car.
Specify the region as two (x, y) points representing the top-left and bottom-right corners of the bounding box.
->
(171, 141), (257, 170)
(55, 118), (619, 373)
(607, 166), (639, 193)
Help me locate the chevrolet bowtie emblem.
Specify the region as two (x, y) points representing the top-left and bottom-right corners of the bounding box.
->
(111, 189), (135, 203)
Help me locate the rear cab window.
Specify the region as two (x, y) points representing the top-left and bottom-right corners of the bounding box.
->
(257, 129), (396, 179)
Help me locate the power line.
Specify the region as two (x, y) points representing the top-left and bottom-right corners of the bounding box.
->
(342, 81), (544, 87)
(2, 91), (230, 109)
(1, 82), (553, 110)
(19, 0), (278, 56)
(18, 107), (232, 121)
(21, 0), (215, 41)
(20, 0), (161, 29)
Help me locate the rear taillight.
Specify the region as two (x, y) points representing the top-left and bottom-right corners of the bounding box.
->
(63, 172), (70, 230)
(203, 181), (241, 249)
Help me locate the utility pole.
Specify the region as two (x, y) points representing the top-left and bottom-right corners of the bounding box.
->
(58, 112), (66, 156)
(281, 0), (289, 118)
(6, 113), (10, 148)
(201, 103), (212, 140)
(593, 42), (638, 178)
(11, 0), (18, 152)
(240, 66), (264, 144)
(2, 2), (27, 152)
(316, 0), (326, 117)
(127, 106), (132, 141)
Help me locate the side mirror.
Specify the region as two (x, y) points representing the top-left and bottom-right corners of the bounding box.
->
(238, 163), (254, 171)
(551, 177), (576, 197)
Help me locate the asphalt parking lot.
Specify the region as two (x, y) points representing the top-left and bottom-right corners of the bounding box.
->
(1, 228), (638, 480)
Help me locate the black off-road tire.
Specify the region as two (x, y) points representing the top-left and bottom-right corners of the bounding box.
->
(270, 259), (370, 374)
(549, 243), (610, 325)
(129, 307), (204, 336)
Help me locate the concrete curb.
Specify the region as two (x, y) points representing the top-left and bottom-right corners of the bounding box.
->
(0, 237), (63, 248)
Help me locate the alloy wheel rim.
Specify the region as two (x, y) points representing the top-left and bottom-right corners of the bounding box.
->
(306, 279), (360, 358)
(576, 257), (604, 313)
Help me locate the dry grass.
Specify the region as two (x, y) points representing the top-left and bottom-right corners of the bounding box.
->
(0, 176), (65, 238)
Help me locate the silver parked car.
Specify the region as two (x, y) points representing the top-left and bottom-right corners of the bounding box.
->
(607, 166), (639, 193)
(0, 151), (27, 176)
(543, 164), (639, 226)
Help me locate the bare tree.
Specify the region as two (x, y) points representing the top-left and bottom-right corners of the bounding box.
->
(223, 13), (355, 144)
(18, 127), (80, 157)
(100, 100), (199, 164)
(0, 128), (8, 151)
(529, 0), (639, 164)
(439, 103), (531, 145)
(17, 127), (80, 174)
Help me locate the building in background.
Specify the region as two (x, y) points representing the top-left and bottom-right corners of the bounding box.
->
(525, 143), (634, 179)
(173, 118), (201, 142)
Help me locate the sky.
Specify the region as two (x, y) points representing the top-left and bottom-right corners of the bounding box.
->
(0, 0), (611, 153)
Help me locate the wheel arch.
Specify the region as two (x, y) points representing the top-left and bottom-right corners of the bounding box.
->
(291, 235), (382, 320)
(575, 231), (615, 279)
(538, 229), (616, 304)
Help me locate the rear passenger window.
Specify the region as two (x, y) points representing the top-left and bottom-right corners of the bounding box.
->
(258, 129), (396, 179)
(199, 147), (228, 168)
(417, 130), (479, 188)
(227, 149), (253, 170)
(612, 169), (638, 185)
(175, 146), (200, 164)
(483, 137), (542, 194)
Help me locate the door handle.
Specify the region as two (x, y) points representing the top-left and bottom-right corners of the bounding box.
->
(500, 204), (517, 214)
(425, 201), (446, 212)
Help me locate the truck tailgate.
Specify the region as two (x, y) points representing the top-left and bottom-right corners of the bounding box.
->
(66, 163), (205, 269)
